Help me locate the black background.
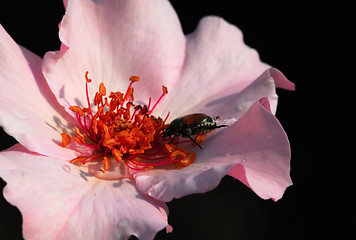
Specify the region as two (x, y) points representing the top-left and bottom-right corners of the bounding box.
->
(0, 1), (352, 239)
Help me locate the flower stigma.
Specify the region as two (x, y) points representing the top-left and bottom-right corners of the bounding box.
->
(61, 72), (196, 178)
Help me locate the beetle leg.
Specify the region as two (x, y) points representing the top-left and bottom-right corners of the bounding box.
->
(183, 133), (203, 150)
(168, 133), (180, 144)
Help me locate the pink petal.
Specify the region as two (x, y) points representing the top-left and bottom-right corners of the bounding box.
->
(156, 16), (270, 119)
(187, 67), (282, 122)
(0, 144), (170, 240)
(223, 98), (292, 201)
(134, 99), (292, 202)
(43, 0), (185, 114)
(0, 25), (78, 159)
(270, 68), (295, 91)
(134, 160), (236, 202)
(63, 0), (68, 9)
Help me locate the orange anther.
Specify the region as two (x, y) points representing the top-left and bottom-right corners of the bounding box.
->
(96, 105), (104, 115)
(101, 156), (110, 172)
(170, 150), (186, 159)
(70, 156), (87, 165)
(69, 106), (85, 117)
(173, 151), (195, 169)
(61, 133), (72, 147)
(128, 149), (144, 155)
(103, 138), (116, 148)
(124, 87), (134, 101)
(162, 86), (168, 95)
(112, 148), (123, 162)
(109, 99), (118, 111)
(85, 71), (92, 83)
(116, 130), (130, 138)
(129, 76), (140, 82)
(72, 136), (82, 144)
(92, 119), (98, 135)
(102, 124), (110, 136)
(94, 92), (102, 106)
(183, 151), (196, 165)
(163, 142), (172, 152)
(120, 145), (128, 154)
(100, 113), (111, 122)
(179, 159), (191, 167)
(99, 82), (106, 96)
(188, 151), (196, 159)
(74, 126), (85, 141)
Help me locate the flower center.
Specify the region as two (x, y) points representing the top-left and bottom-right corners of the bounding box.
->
(61, 72), (195, 175)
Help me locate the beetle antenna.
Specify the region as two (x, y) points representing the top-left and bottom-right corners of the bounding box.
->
(215, 125), (228, 128)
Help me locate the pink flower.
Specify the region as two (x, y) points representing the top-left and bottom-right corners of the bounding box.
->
(0, 0), (295, 239)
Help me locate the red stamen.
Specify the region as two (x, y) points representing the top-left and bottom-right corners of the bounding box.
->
(85, 152), (105, 163)
(61, 133), (71, 147)
(85, 71), (94, 119)
(163, 111), (170, 124)
(129, 76), (140, 82)
(85, 71), (92, 83)
(69, 106), (85, 117)
(147, 86), (168, 115)
(147, 97), (152, 112)
(62, 73), (196, 175)
(121, 76), (140, 107)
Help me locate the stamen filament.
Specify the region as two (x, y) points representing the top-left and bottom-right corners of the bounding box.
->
(85, 71), (94, 119)
(85, 152), (105, 163)
(147, 86), (168, 115)
(163, 112), (170, 124)
(147, 97), (152, 112)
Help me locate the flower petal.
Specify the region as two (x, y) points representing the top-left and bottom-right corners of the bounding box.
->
(156, 16), (270, 119)
(43, 0), (185, 113)
(0, 25), (78, 159)
(134, 99), (292, 202)
(0, 144), (170, 240)
(270, 68), (295, 91)
(188, 67), (280, 122)
(188, 67), (294, 123)
(133, 159), (236, 203)
(222, 98), (292, 201)
(63, 0), (68, 9)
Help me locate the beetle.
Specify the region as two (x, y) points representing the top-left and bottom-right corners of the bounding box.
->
(161, 113), (228, 149)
